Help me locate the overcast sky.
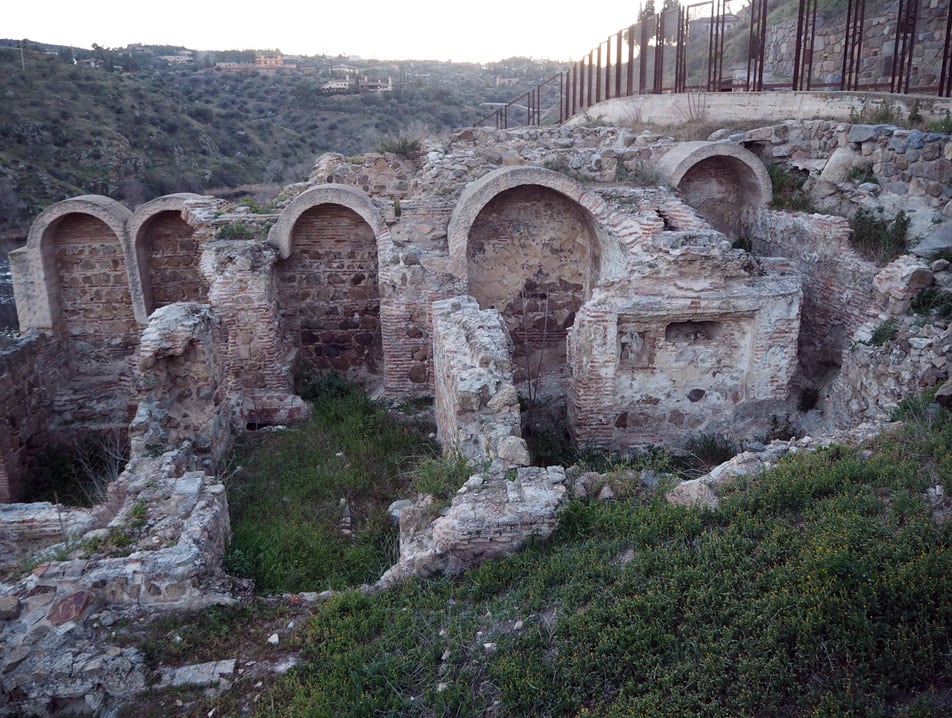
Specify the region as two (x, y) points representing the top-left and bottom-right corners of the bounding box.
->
(5, 0), (682, 63)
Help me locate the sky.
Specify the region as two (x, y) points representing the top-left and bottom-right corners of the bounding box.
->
(6, 0), (673, 64)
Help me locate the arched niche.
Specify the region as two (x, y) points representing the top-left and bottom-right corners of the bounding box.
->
(269, 187), (386, 376)
(16, 195), (134, 338)
(655, 141), (771, 238)
(129, 193), (208, 318)
(451, 168), (602, 398)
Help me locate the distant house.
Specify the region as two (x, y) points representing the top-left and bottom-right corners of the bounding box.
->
(332, 64), (359, 75)
(323, 78), (351, 91)
(362, 77), (393, 93)
(256, 52), (283, 67)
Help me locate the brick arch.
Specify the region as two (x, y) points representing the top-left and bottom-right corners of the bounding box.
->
(16, 195), (132, 334)
(654, 141), (771, 237)
(268, 185), (390, 260)
(450, 167), (605, 399)
(448, 166), (619, 283)
(129, 193), (209, 319)
(272, 190), (384, 377)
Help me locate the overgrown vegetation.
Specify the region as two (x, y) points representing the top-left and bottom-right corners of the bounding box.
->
(0, 42), (555, 237)
(223, 371), (464, 593)
(227, 395), (952, 718)
(912, 286), (952, 322)
(869, 318), (899, 346)
(849, 208), (909, 264)
(766, 162), (813, 212)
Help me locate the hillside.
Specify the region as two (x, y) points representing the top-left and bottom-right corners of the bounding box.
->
(0, 40), (561, 239)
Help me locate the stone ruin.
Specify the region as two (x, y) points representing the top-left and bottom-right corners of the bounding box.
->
(1, 120), (951, 713)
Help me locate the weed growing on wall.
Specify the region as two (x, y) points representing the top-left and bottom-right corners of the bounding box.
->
(766, 162), (813, 212)
(242, 399), (952, 718)
(849, 209), (909, 264)
(24, 429), (129, 507)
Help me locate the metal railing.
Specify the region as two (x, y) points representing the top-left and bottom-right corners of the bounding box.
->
(480, 0), (952, 129)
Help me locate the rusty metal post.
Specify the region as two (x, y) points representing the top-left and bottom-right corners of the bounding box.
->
(942, 0), (952, 97)
(708, 0), (726, 91)
(616, 30), (624, 97)
(596, 42), (603, 103)
(793, 0), (820, 90)
(675, 5), (686, 93)
(604, 36), (612, 99)
(585, 50), (594, 107)
(891, 0), (920, 94)
(640, 17), (650, 93)
(653, 11), (665, 93)
(841, 0), (866, 91)
(627, 24), (635, 96)
(746, 0), (767, 91)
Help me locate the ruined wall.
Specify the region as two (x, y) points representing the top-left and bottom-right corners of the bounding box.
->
(749, 210), (879, 384)
(431, 296), (529, 467)
(739, 121), (952, 234)
(0, 334), (66, 502)
(468, 185), (598, 395)
(276, 204), (382, 374)
(568, 238), (802, 448)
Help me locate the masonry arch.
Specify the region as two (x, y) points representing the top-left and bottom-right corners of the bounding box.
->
(654, 141), (771, 238)
(12, 195), (139, 424)
(269, 186), (386, 376)
(449, 167), (604, 399)
(128, 193), (209, 320)
(18, 195), (134, 337)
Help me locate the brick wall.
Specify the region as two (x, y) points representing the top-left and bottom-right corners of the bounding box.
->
(50, 213), (139, 426)
(143, 211), (209, 310)
(0, 334), (66, 502)
(276, 205), (382, 374)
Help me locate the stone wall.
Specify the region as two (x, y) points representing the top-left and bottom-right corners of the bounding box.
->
(0, 334), (65, 502)
(749, 209), (879, 384)
(431, 296), (529, 468)
(737, 121), (952, 240)
(761, 2), (950, 90)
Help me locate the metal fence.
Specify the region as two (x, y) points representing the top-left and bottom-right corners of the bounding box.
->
(480, 0), (952, 129)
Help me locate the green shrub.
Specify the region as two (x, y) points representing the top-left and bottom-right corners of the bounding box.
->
(254, 404), (952, 718)
(911, 286), (952, 321)
(767, 162), (813, 212)
(216, 221), (259, 240)
(224, 374), (437, 593)
(376, 133), (421, 158)
(869, 318), (898, 346)
(849, 209), (908, 264)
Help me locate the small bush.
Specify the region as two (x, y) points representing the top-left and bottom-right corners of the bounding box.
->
(216, 221), (259, 240)
(849, 209), (908, 264)
(766, 162), (813, 211)
(911, 286), (952, 321)
(847, 164), (877, 185)
(376, 133), (421, 158)
(869, 319), (899, 346)
(927, 110), (952, 134)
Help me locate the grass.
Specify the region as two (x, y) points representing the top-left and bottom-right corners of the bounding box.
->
(223, 372), (447, 593)
(231, 396), (952, 718)
(137, 385), (952, 717)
